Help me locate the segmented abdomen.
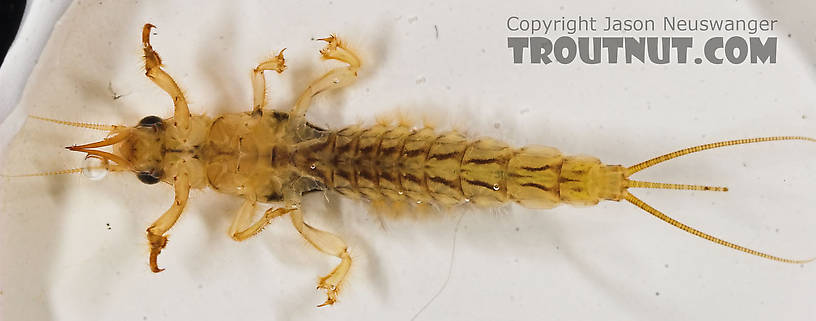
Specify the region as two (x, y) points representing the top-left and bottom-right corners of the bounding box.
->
(293, 124), (620, 209)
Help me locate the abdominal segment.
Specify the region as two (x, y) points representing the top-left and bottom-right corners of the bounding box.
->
(290, 124), (620, 210)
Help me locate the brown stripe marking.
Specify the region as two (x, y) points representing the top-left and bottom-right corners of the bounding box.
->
(380, 171), (395, 183)
(429, 151), (460, 161)
(522, 164), (550, 171)
(373, 129), (388, 157)
(359, 144), (375, 155)
(521, 182), (551, 191)
(380, 145), (399, 157)
(466, 158), (498, 165)
(403, 173), (422, 184)
(429, 176), (458, 190)
(403, 148), (426, 158)
(335, 141), (352, 156)
(458, 142), (474, 201)
(358, 169), (376, 182)
(465, 179), (496, 190)
(269, 146), (277, 165)
(507, 172), (532, 178)
(395, 137), (409, 196)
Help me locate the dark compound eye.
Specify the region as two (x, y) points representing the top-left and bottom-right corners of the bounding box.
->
(137, 115), (164, 130)
(137, 170), (163, 184)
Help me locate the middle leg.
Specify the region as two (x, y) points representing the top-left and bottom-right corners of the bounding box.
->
(229, 199), (294, 241)
(251, 49), (287, 116)
(290, 35), (361, 118)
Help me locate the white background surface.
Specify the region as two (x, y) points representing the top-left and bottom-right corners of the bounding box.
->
(1, 1), (815, 320)
(0, 0), (71, 151)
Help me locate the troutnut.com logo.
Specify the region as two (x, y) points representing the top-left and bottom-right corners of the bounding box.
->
(507, 16), (780, 64)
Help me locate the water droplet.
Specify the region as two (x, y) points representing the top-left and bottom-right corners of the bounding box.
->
(82, 156), (108, 181)
(398, 191), (404, 195)
(464, 198), (470, 203)
(416, 200), (423, 204)
(492, 184), (500, 191)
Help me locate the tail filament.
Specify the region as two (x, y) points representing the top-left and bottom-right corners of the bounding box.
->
(625, 136), (815, 264)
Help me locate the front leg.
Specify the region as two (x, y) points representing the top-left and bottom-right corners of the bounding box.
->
(142, 23), (192, 132)
(290, 35), (361, 118)
(146, 170), (190, 272)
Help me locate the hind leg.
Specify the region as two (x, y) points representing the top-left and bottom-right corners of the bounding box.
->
(290, 35), (361, 118)
(251, 49), (287, 116)
(289, 208), (352, 307)
(228, 197), (351, 306)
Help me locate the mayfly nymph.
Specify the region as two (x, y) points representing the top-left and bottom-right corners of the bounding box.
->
(18, 23), (814, 307)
